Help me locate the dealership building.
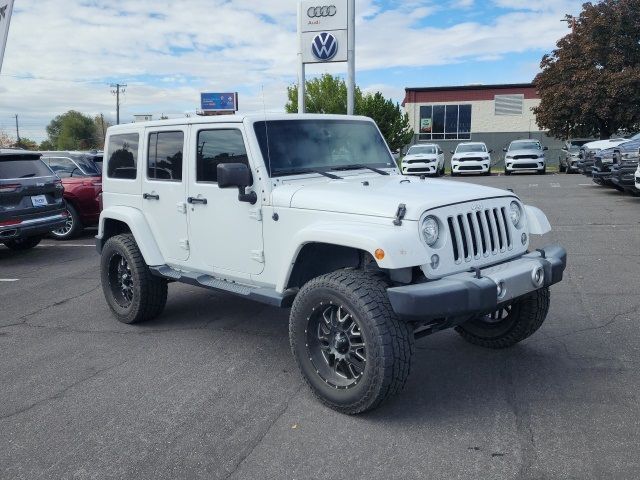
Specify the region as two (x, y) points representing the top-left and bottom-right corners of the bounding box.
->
(402, 83), (563, 166)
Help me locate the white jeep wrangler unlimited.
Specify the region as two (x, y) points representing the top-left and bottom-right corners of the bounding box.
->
(97, 114), (566, 414)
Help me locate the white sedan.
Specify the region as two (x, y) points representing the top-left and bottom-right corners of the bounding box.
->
(401, 144), (445, 177)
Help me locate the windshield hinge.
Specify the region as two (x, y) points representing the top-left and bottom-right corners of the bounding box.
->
(179, 239), (190, 251)
(249, 208), (262, 221)
(393, 203), (407, 226)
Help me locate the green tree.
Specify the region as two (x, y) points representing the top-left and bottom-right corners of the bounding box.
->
(534, 0), (640, 139)
(286, 74), (413, 151)
(46, 110), (98, 150)
(15, 137), (39, 150)
(38, 139), (55, 151)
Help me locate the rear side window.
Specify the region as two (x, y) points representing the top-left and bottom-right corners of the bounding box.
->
(0, 157), (53, 179)
(46, 157), (83, 178)
(197, 129), (249, 183)
(107, 133), (139, 179)
(147, 131), (184, 181)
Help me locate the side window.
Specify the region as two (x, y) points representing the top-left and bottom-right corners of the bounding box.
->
(197, 129), (249, 183)
(47, 157), (80, 178)
(147, 131), (184, 181)
(107, 133), (139, 179)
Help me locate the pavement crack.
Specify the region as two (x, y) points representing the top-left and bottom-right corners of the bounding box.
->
(223, 383), (303, 480)
(0, 360), (127, 421)
(547, 303), (640, 340)
(0, 284), (101, 329)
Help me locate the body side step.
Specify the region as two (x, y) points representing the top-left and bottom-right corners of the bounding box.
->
(150, 265), (295, 308)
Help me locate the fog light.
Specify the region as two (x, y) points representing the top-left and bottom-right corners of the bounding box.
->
(430, 254), (440, 269)
(531, 266), (544, 287)
(521, 233), (527, 245)
(496, 280), (506, 300)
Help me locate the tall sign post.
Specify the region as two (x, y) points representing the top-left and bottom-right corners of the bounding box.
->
(0, 0), (15, 74)
(297, 0), (356, 115)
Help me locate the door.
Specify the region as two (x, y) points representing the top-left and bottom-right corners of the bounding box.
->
(187, 125), (264, 276)
(142, 126), (189, 262)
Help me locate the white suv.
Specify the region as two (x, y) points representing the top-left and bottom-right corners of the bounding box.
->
(503, 139), (547, 175)
(401, 144), (445, 176)
(450, 142), (491, 176)
(97, 114), (566, 414)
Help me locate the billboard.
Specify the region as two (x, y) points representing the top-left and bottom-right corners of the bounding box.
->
(200, 92), (238, 112)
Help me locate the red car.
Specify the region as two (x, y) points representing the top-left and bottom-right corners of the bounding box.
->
(40, 151), (103, 240)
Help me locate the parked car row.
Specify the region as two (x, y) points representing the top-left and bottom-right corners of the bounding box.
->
(578, 135), (640, 195)
(401, 139), (548, 177)
(0, 149), (103, 250)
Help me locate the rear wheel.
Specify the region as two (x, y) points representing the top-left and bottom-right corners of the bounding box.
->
(100, 233), (167, 324)
(3, 236), (42, 251)
(50, 203), (82, 240)
(290, 270), (414, 414)
(455, 288), (550, 349)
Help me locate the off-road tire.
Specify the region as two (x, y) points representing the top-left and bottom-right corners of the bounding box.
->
(289, 269), (414, 414)
(50, 203), (82, 240)
(3, 236), (42, 250)
(455, 287), (550, 349)
(101, 233), (167, 324)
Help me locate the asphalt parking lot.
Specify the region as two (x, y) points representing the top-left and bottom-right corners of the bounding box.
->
(1, 173), (639, 480)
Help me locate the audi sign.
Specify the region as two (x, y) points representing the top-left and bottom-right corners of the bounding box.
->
(307, 5), (337, 17)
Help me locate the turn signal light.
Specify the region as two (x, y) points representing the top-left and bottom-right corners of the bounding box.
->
(374, 249), (385, 260)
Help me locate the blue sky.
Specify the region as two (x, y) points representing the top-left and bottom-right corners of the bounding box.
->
(0, 0), (584, 142)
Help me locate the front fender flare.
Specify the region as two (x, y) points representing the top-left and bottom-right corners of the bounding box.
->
(524, 205), (551, 235)
(97, 206), (164, 266)
(276, 220), (429, 292)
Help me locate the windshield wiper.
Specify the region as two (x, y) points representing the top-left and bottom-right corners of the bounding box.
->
(331, 164), (390, 175)
(273, 168), (342, 180)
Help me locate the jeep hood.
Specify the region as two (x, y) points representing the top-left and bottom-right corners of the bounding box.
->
(271, 175), (514, 221)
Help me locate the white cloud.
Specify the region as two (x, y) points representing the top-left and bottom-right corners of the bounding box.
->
(0, 0), (583, 141)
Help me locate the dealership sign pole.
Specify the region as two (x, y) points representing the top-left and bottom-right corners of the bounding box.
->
(298, 0), (356, 114)
(0, 0), (15, 74)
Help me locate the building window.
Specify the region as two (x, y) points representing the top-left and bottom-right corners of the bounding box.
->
(418, 104), (472, 141)
(495, 94), (524, 115)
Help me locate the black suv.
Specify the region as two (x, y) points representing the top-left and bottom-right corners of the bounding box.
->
(0, 150), (67, 250)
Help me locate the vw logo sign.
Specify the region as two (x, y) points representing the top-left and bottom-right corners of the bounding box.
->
(311, 32), (338, 61)
(307, 5), (337, 18)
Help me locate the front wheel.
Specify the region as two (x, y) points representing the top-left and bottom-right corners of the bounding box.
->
(537, 167), (546, 175)
(289, 270), (414, 414)
(455, 287), (550, 349)
(504, 168), (511, 176)
(50, 203), (82, 240)
(100, 233), (168, 324)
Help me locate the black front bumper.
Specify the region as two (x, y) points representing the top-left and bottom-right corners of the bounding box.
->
(387, 245), (567, 321)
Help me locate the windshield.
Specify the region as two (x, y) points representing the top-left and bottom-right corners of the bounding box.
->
(407, 145), (437, 155)
(456, 144), (486, 153)
(509, 141), (541, 151)
(254, 120), (395, 177)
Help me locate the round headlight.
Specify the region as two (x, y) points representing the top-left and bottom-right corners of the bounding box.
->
(509, 201), (522, 227)
(422, 216), (439, 246)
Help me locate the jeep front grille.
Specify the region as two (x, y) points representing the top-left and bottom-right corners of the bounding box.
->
(447, 207), (512, 263)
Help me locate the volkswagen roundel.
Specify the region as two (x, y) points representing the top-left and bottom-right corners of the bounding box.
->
(311, 32), (338, 61)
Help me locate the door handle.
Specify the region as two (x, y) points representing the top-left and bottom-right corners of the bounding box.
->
(187, 197), (207, 205)
(143, 193), (160, 200)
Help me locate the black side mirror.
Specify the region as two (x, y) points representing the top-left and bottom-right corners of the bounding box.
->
(543, 146), (549, 151)
(502, 148), (507, 152)
(217, 163), (257, 204)
(450, 150), (454, 154)
(488, 149), (494, 154)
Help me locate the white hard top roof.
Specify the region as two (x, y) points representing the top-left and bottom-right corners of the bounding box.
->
(107, 113), (372, 132)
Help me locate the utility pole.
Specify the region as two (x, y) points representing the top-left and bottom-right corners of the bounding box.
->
(100, 113), (105, 139)
(14, 114), (19, 142)
(110, 83), (127, 125)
